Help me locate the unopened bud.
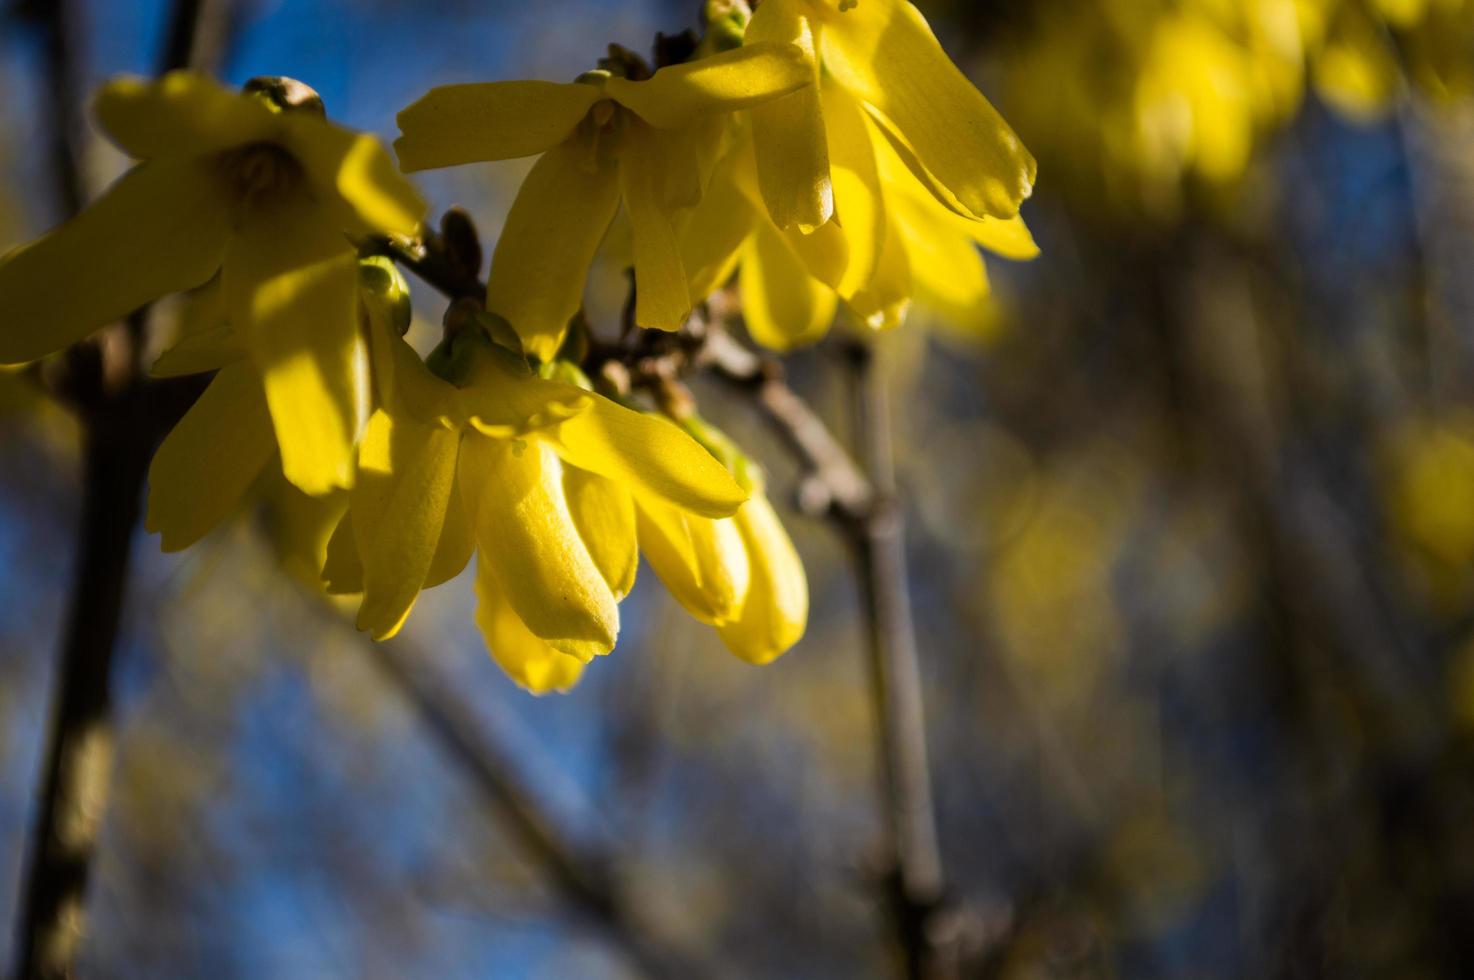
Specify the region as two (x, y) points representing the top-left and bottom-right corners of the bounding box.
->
(242, 76), (325, 116)
(357, 255), (412, 335)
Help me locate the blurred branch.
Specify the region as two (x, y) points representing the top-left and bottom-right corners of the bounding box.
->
(839, 338), (958, 980)
(364, 639), (708, 980)
(698, 326), (874, 520)
(12, 3), (226, 978)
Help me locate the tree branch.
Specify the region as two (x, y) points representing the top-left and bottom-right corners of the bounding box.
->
(13, 3), (222, 977)
(840, 339), (956, 980)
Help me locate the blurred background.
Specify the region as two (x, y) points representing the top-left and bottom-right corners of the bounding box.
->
(4, 0), (1474, 976)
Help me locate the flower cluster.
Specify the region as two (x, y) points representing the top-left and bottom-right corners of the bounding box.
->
(1005, 0), (1473, 214)
(0, 0), (1035, 692)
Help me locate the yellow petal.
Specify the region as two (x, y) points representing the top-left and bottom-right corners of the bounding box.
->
(485, 137), (622, 361)
(620, 123), (692, 331)
(844, 189), (912, 331)
(547, 396), (747, 518)
(225, 199), (368, 495)
(740, 221), (838, 351)
(458, 436), (619, 659)
(151, 277), (241, 377)
(718, 493), (808, 664)
(474, 559), (588, 694)
(563, 465), (638, 600)
(145, 362), (274, 552)
(819, 0), (1035, 221)
(746, 5), (833, 232)
(322, 512), (364, 595)
(680, 145), (759, 301)
(604, 42), (811, 129)
(93, 71), (275, 159)
(363, 290), (462, 427)
(456, 344), (591, 438)
(394, 81), (602, 171)
(822, 82), (886, 297)
(0, 157), (230, 365)
(283, 114), (426, 236)
(891, 189), (992, 332)
(423, 479), (475, 588)
(350, 410), (460, 640)
(635, 500), (750, 625)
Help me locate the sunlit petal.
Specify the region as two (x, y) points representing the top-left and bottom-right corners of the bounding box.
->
(474, 559), (588, 694)
(620, 123), (692, 331)
(459, 436), (619, 659)
(225, 199), (367, 495)
(546, 395), (747, 518)
(604, 42), (810, 129)
(718, 494), (808, 664)
(351, 410), (460, 640)
(820, 0), (1036, 220)
(740, 221), (838, 351)
(283, 114), (426, 236)
(564, 465), (639, 600)
(395, 81), (602, 171)
(746, 5), (833, 232)
(636, 500), (750, 625)
(485, 137), (622, 361)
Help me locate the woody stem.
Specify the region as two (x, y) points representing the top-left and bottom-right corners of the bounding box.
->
(12, 2), (218, 977)
(842, 338), (955, 980)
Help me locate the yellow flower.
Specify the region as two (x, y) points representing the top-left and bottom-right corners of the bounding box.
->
(144, 257), (408, 553)
(0, 72), (425, 494)
(682, 98), (1038, 349)
(744, 0), (1036, 234)
(393, 42), (811, 358)
(321, 318), (747, 693)
(638, 417), (808, 664)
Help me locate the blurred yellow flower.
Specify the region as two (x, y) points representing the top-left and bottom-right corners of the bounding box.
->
(0, 72), (425, 494)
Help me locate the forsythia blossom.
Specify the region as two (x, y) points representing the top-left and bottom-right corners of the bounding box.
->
(0, 0), (1042, 693)
(0, 72), (426, 493)
(320, 300), (749, 692)
(395, 40), (811, 356)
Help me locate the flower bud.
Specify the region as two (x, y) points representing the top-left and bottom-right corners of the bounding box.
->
(242, 75), (325, 116)
(357, 255), (412, 336)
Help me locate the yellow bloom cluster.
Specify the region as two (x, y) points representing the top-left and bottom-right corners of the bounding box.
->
(0, 0), (1036, 692)
(397, 0), (1039, 350)
(1005, 0), (1472, 212)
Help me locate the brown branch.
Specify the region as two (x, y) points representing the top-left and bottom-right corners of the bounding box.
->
(697, 327), (874, 521)
(840, 338), (956, 980)
(13, 3), (223, 978)
(364, 639), (713, 980)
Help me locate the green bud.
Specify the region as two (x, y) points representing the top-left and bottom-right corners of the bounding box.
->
(472, 309), (524, 355)
(427, 324), (530, 386)
(701, 0), (751, 53)
(357, 255), (412, 336)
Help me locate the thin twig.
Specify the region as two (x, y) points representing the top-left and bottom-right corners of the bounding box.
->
(840, 338), (957, 980)
(365, 639), (709, 980)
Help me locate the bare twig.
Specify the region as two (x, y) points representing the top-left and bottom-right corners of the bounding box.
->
(365, 640), (709, 980)
(840, 338), (956, 980)
(698, 328), (874, 520)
